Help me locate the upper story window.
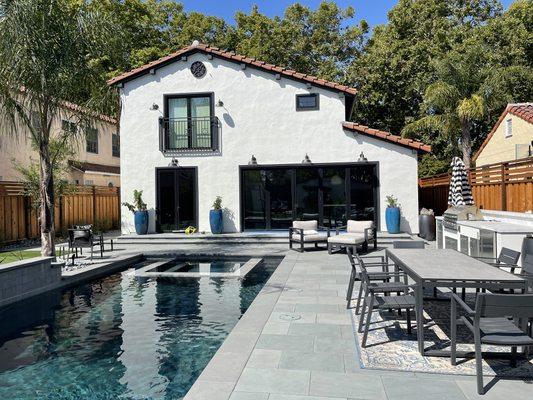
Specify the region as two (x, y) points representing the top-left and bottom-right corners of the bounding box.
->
(160, 93), (218, 151)
(296, 93), (319, 111)
(62, 120), (77, 134)
(505, 118), (512, 138)
(86, 127), (98, 154)
(112, 133), (120, 157)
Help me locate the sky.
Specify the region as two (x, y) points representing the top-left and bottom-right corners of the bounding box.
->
(178, 0), (517, 28)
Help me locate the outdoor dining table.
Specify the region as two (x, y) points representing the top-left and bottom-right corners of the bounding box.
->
(386, 248), (528, 356)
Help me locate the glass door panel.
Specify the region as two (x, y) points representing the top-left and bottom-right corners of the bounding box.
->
(349, 165), (375, 221)
(190, 97), (211, 148)
(168, 98), (188, 148)
(321, 167), (347, 228)
(177, 169), (196, 230)
(295, 168), (320, 221)
(158, 170), (176, 231)
(243, 170), (266, 229)
(266, 169), (292, 229)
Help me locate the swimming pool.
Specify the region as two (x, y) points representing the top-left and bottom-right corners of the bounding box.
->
(0, 255), (282, 399)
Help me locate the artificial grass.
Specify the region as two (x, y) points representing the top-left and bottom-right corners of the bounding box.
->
(0, 249), (66, 264)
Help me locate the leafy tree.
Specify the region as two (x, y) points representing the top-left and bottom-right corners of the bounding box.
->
(0, 0), (113, 256)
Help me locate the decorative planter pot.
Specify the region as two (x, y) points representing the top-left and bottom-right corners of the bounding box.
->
(209, 209), (223, 234)
(418, 214), (436, 241)
(134, 211), (149, 235)
(385, 207), (401, 234)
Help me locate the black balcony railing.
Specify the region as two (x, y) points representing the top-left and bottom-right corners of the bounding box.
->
(159, 116), (218, 151)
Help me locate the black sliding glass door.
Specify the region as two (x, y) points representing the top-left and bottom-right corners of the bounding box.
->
(156, 168), (197, 231)
(241, 163), (377, 230)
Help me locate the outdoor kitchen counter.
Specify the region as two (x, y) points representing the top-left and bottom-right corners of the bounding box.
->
(457, 220), (533, 233)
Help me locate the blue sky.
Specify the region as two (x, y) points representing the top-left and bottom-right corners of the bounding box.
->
(178, 0), (516, 28)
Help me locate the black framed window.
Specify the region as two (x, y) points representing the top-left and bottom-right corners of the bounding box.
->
(112, 133), (120, 157)
(161, 93), (217, 151)
(86, 127), (98, 154)
(61, 120), (77, 134)
(296, 94), (319, 111)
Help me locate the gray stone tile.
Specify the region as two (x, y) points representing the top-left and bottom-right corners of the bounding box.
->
(256, 334), (315, 352)
(262, 322), (290, 334)
(309, 371), (386, 399)
(288, 323), (343, 337)
(383, 377), (467, 400)
(279, 351), (345, 372)
(247, 349), (282, 369)
(184, 380), (234, 400)
(316, 312), (352, 325)
(269, 311), (317, 324)
(197, 351), (249, 382)
(229, 392), (269, 400)
(269, 395), (348, 400)
(343, 354), (361, 373)
(218, 332), (259, 354)
(314, 336), (356, 355)
(235, 367), (310, 395)
(456, 378), (533, 400)
(295, 304), (341, 314)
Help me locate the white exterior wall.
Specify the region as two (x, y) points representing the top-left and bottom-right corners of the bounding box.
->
(119, 52), (420, 233)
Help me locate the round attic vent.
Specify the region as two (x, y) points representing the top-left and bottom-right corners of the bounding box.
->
(190, 61), (206, 78)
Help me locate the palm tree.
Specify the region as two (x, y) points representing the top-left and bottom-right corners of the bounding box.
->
(402, 46), (486, 169)
(0, 0), (113, 256)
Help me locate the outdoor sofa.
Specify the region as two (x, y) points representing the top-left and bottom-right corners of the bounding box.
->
(327, 220), (376, 254)
(289, 220), (330, 252)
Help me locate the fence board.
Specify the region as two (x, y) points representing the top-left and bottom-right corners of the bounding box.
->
(0, 181), (120, 244)
(419, 157), (533, 214)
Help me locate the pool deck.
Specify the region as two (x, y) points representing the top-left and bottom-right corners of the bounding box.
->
(179, 239), (533, 400)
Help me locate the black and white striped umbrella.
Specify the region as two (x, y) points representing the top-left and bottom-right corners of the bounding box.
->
(448, 157), (474, 206)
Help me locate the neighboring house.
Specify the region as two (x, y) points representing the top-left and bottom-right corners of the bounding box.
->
(0, 101), (120, 187)
(109, 41), (431, 234)
(473, 103), (533, 167)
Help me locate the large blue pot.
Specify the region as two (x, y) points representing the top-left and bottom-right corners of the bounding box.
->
(385, 207), (401, 234)
(209, 209), (223, 234)
(134, 211), (149, 235)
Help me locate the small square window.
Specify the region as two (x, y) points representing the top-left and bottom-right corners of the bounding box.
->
(505, 118), (512, 138)
(86, 127), (98, 154)
(112, 133), (120, 157)
(61, 120), (77, 134)
(296, 94), (319, 111)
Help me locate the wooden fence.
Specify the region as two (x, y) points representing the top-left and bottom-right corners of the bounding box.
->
(0, 181), (120, 244)
(419, 157), (533, 215)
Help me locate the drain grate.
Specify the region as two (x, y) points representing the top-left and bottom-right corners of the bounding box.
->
(278, 313), (302, 321)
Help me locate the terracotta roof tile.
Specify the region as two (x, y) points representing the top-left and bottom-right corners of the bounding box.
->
(342, 122), (431, 153)
(107, 42), (357, 95)
(472, 103), (533, 162)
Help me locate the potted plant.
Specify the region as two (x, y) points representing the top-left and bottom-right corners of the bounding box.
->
(385, 195), (401, 234)
(122, 190), (148, 235)
(210, 196), (223, 234)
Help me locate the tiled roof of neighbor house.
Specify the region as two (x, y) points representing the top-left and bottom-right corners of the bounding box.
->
(472, 103), (533, 162)
(107, 42), (357, 95)
(342, 122), (432, 153)
(69, 160), (120, 175)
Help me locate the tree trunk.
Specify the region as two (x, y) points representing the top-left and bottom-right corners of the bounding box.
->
(461, 121), (472, 169)
(40, 144), (55, 257)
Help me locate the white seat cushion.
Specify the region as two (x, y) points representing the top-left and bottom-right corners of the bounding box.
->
(347, 220), (374, 237)
(328, 233), (366, 245)
(293, 220), (318, 231)
(292, 233), (327, 242)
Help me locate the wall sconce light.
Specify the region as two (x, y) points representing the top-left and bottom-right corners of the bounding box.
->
(302, 154), (312, 164)
(358, 152), (367, 162)
(248, 155), (257, 165)
(216, 100), (224, 107)
(150, 103), (159, 111)
(169, 157), (179, 167)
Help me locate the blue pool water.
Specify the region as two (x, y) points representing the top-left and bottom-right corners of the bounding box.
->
(0, 256), (282, 399)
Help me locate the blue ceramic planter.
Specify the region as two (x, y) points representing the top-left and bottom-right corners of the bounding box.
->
(134, 211), (149, 235)
(385, 207), (401, 234)
(209, 209), (223, 234)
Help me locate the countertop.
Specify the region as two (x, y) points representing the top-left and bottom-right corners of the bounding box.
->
(458, 220), (533, 234)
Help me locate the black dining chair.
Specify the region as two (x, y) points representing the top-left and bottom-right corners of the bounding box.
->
(68, 225), (104, 262)
(450, 292), (533, 395)
(475, 247), (521, 272)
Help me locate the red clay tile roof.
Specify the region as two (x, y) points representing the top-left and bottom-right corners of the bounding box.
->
(473, 103), (533, 162)
(69, 160), (120, 175)
(342, 122), (432, 153)
(107, 42), (357, 95)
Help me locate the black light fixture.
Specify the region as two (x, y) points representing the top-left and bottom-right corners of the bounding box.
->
(149, 103), (159, 111)
(216, 99), (224, 107)
(302, 154), (312, 164)
(248, 155), (257, 165)
(358, 152), (367, 162)
(169, 157), (179, 167)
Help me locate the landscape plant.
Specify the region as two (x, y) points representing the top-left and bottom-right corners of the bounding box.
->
(122, 190), (147, 213)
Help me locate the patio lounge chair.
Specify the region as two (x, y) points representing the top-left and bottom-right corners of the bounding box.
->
(327, 220), (376, 254)
(289, 220), (329, 252)
(68, 225), (104, 262)
(450, 292), (533, 395)
(357, 252), (416, 347)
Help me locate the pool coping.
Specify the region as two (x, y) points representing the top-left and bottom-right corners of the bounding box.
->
(183, 250), (298, 399)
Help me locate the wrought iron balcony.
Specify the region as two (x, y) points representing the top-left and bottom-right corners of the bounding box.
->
(159, 116), (218, 151)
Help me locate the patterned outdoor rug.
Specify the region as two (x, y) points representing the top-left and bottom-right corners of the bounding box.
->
(350, 291), (533, 378)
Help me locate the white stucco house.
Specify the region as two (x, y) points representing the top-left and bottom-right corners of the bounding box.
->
(109, 41), (431, 234)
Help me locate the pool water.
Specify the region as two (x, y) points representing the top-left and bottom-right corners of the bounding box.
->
(0, 256), (282, 399)
(148, 256), (248, 274)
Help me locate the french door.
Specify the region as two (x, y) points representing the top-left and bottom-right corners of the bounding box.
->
(156, 168), (197, 232)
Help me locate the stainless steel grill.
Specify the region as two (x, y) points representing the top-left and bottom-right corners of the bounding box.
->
(443, 205), (483, 231)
